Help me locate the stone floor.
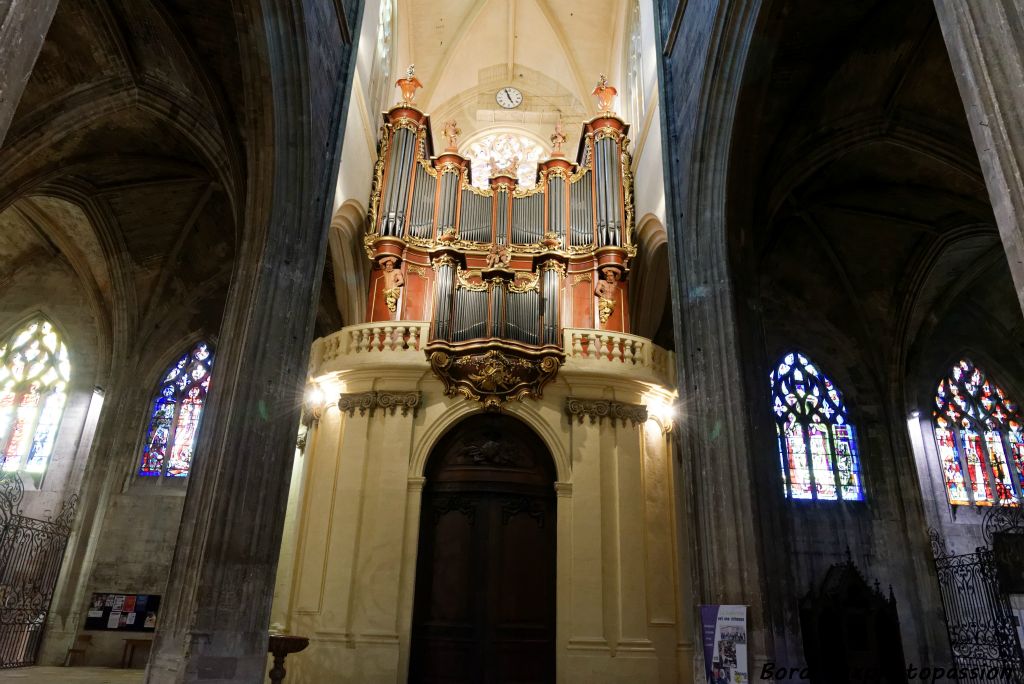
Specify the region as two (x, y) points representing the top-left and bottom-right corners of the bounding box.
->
(0, 667), (143, 683)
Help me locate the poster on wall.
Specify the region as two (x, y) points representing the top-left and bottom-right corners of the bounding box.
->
(700, 604), (748, 684)
(83, 593), (160, 632)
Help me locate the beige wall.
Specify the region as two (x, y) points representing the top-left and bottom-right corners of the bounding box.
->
(272, 324), (691, 683)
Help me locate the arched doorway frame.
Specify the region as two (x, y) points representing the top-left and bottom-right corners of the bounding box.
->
(398, 401), (572, 681)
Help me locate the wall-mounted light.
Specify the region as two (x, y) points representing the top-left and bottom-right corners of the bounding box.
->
(646, 394), (677, 434)
(303, 383), (327, 425)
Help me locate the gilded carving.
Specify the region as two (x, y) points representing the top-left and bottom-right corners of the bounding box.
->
(456, 267), (488, 291)
(428, 347), (563, 410)
(406, 264), (427, 278)
(594, 267), (620, 323)
(338, 391), (421, 417)
(565, 398), (648, 427)
(507, 271), (540, 293)
(573, 273), (593, 285)
(540, 260), (566, 276)
(366, 127), (391, 236)
(419, 159), (438, 178)
(380, 256), (404, 313)
(485, 244), (512, 270)
(620, 141), (636, 247)
(431, 254), (457, 270)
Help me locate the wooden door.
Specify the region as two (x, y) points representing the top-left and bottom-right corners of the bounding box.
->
(409, 415), (556, 684)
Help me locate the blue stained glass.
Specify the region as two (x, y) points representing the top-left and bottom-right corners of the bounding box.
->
(770, 352), (865, 502)
(138, 342), (214, 478)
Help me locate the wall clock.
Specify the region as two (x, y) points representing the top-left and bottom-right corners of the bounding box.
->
(496, 87), (523, 109)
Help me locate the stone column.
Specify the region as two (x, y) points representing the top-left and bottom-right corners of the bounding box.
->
(654, 0), (772, 671)
(934, 0), (1024, 313)
(0, 0), (59, 147)
(145, 1), (361, 682)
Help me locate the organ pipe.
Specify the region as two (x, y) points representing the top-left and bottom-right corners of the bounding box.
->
(366, 93), (635, 340)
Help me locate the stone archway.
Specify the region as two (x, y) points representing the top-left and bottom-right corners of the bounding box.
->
(409, 413), (556, 684)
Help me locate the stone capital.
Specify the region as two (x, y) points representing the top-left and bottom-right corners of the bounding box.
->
(564, 397), (647, 427)
(338, 390), (421, 417)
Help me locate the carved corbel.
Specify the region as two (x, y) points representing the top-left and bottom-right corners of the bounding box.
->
(565, 398), (648, 428)
(337, 391), (421, 417)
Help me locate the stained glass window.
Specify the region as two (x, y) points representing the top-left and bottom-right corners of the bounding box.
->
(771, 352), (864, 501)
(933, 359), (1024, 506)
(368, 0), (395, 114)
(468, 133), (545, 189)
(625, 0), (645, 129)
(139, 342), (213, 478)
(0, 319), (71, 474)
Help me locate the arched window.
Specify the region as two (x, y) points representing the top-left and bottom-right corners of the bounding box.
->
(467, 133), (545, 189)
(367, 0), (395, 116)
(138, 342), (214, 478)
(771, 352), (864, 501)
(624, 0), (645, 129)
(0, 318), (71, 474)
(932, 358), (1024, 507)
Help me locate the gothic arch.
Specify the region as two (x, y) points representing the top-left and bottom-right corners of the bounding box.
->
(629, 213), (669, 339)
(329, 199), (370, 326)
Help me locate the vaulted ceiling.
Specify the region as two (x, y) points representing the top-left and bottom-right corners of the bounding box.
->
(731, 0), (1024, 398)
(0, 0), (248, 373)
(400, 0), (626, 150)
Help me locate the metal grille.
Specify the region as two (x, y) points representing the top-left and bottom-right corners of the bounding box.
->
(931, 528), (1024, 683)
(0, 474), (76, 668)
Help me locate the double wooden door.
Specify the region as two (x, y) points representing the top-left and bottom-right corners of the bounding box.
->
(409, 415), (556, 684)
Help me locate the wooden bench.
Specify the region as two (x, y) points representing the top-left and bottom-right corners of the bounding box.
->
(120, 637), (153, 668)
(63, 633), (92, 666)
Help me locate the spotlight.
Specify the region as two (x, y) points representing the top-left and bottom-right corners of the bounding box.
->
(646, 395), (676, 433)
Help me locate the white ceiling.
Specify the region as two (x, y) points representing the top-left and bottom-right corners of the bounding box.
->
(396, 0), (628, 155)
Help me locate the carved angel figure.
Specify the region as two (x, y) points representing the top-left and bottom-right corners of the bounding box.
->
(594, 267), (619, 323)
(485, 243), (511, 269)
(380, 256), (404, 312)
(442, 119), (461, 152)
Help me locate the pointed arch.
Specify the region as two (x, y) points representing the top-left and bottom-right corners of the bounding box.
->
(0, 316), (72, 474)
(770, 351), (864, 502)
(138, 341), (214, 477)
(932, 358), (1024, 507)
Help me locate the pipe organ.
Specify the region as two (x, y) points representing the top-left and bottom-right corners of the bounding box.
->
(363, 73), (636, 407)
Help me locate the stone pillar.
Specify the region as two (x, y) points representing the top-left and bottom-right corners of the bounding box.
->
(0, 0), (59, 147)
(654, 0), (772, 671)
(145, 1), (361, 682)
(934, 0), (1024, 313)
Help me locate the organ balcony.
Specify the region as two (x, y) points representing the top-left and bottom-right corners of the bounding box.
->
(362, 71), (640, 408)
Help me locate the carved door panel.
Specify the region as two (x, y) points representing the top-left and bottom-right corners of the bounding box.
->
(409, 415), (556, 684)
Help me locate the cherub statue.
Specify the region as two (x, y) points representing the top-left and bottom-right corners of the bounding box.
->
(550, 118), (567, 157)
(485, 243), (512, 269)
(442, 119), (461, 152)
(594, 267), (620, 323)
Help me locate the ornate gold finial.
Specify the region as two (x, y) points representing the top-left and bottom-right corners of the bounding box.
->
(592, 74), (617, 114)
(550, 118), (567, 157)
(442, 119), (461, 152)
(395, 64), (422, 105)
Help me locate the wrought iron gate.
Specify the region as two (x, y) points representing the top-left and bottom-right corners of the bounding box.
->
(930, 516), (1024, 683)
(0, 474), (77, 668)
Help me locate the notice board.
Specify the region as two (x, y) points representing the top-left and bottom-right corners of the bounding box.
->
(83, 593), (160, 632)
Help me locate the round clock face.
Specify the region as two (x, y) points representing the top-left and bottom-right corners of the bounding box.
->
(496, 87), (524, 109)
